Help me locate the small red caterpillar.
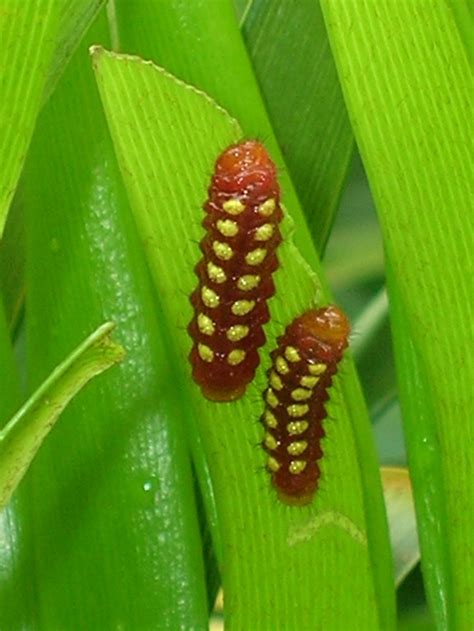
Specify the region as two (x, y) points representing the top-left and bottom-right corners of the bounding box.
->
(261, 306), (350, 505)
(188, 140), (283, 401)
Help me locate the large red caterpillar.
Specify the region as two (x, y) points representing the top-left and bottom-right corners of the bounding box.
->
(261, 306), (350, 505)
(188, 140), (283, 401)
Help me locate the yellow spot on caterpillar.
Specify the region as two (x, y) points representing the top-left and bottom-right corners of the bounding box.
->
(198, 343), (214, 363)
(226, 325), (249, 342)
(201, 286), (220, 308)
(227, 349), (246, 365)
(270, 371), (283, 390)
(245, 248), (267, 266)
(267, 456), (280, 472)
(197, 313), (215, 336)
(266, 389), (279, 408)
(287, 420), (309, 435)
(287, 404), (309, 418)
(231, 300), (255, 316)
(254, 223), (274, 241)
(264, 433), (279, 450)
(291, 388), (312, 401)
(213, 241), (233, 260)
(309, 363), (327, 376)
(216, 218), (238, 237)
(207, 261), (227, 284)
(237, 274), (260, 291)
(287, 440), (308, 456)
(289, 460), (307, 475)
(300, 375), (319, 388)
(285, 346), (301, 362)
(275, 356), (289, 375)
(223, 199), (245, 215)
(258, 198), (275, 217)
(264, 410), (278, 428)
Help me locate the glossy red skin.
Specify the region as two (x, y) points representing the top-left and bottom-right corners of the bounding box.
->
(262, 306), (350, 505)
(188, 140), (283, 401)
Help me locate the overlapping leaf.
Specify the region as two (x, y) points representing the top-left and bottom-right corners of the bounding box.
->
(93, 47), (394, 630)
(0, 0), (106, 236)
(239, 0), (354, 251)
(321, 1), (473, 626)
(0, 12), (209, 630)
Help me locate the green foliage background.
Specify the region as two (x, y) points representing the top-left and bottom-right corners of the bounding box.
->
(0, 1), (471, 630)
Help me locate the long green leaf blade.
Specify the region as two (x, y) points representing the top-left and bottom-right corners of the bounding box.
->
(239, 0), (354, 251)
(0, 322), (123, 509)
(0, 0), (106, 237)
(321, 1), (473, 627)
(0, 12), (209, 630)
(0, 0), (59, 235)
(110, 4), (394, 624)
(93, 47), (395, 630)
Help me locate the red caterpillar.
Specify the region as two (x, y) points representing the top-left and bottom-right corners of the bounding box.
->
(188, 140), (283, 401)
(261, 306), (350, 505)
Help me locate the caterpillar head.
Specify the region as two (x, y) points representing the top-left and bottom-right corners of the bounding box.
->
(212, 140), (277, 201)
(289, 306), (350, 363)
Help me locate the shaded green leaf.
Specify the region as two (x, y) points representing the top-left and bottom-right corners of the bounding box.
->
(0, 194), (25, 333)
(43, 0), (105, 102)
(373, 397), (406, 467)
(0, 299), (20, 424)
(240, 0), (354, 251)
(0, 296), (21, 600)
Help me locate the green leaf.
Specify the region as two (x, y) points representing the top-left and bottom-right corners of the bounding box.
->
(321, 2), (473, 627)
(351, 287), (397, 412)
(0, 0), (59, 235)
(0, 193), (25, 333)
(0, 1), (106, 326)
(0, 298), (20, 423)
(446, 0), (474, 66)
(388, 277), (452, 628)
(0, 296), (21, 598)
(109, 6), (394, 624)
(398, 609), (436, 631)
(0, 0), (105, 237)
(0, 322), (123, 509)
(43, 0), (106, 102)
(92, 46), (395, 630)
(324, 154), (384, 292)
(1, 12), (209, 630)
(239, 0), (354, 252)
